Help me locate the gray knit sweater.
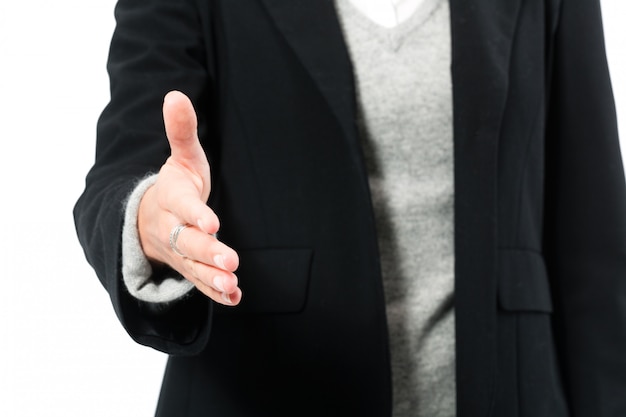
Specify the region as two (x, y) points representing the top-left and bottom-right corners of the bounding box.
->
(335, 0), (456, 415)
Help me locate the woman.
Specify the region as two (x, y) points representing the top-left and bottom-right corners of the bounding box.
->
(74, 0), (626, 415)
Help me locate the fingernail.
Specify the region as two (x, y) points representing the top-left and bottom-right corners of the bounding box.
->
(221, 292), (232, 304)
(213, 276), (225, 292)
(214, 254), (226, 269)
(197, 219), (205, 233)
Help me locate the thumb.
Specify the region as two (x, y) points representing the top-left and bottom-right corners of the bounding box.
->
(163, 90), (208, 170)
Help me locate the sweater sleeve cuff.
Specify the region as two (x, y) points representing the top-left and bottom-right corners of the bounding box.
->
(121, 174), (195, 303)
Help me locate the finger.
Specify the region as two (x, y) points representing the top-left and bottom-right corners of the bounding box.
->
(173, 225), (239, 272)
(162, 91), (210, 174)
(191, 277), (242, 306)
(182, 258), (242, 305)
(184, 258), (240, 294)
(159, 182), (221, 235)
(195, 282), (242, 306)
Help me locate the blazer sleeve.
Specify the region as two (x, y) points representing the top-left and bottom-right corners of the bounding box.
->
(73, 0), (216, 355)
(545, 0), (626, 414)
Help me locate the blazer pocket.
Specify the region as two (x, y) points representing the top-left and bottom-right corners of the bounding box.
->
(497, 249), (553, 313)
(218, 248), (313, 314)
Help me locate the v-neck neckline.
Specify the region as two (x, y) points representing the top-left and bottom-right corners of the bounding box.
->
(336, 0), (443, 51)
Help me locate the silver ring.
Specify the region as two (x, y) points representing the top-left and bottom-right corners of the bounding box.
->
(169, 224), (189, 257)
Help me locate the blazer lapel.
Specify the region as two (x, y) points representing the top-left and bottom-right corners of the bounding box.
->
(449, 0), (522, 415)
(258, 0), (358, 146)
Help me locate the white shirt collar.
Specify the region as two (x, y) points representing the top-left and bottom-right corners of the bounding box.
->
(347, 0), (425, 28)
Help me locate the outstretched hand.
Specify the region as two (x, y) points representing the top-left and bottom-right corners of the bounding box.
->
(138, 91), (241, 305)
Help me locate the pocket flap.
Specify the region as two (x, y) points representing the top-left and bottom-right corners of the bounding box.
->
(218, 248), (313, 314)
(497, 249), (553, 312)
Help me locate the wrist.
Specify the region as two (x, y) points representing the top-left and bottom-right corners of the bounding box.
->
(137, 184), (163, 265)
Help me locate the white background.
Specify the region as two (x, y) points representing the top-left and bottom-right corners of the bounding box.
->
(0, 1), (624, 416)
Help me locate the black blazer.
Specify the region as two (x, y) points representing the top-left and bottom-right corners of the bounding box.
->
(74, 0), (626, 415)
